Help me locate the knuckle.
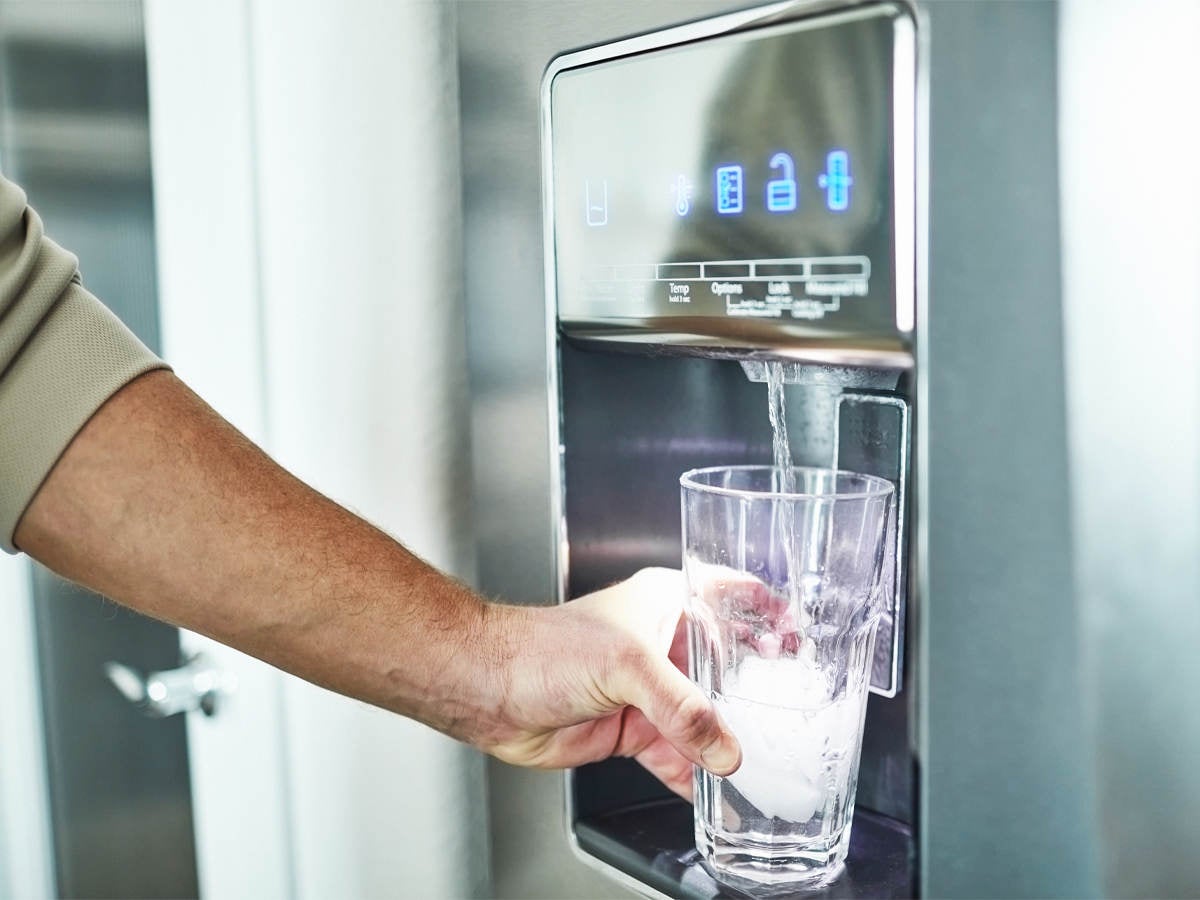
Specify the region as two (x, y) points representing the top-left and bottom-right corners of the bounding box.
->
(631, 566), (679, 592)
(612, 640), (650, 677)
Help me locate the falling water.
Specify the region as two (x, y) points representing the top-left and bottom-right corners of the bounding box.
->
(766, 362), (803, 617)
(766, 361), (795, 494)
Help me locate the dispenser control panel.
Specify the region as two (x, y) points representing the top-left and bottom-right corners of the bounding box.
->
(547, 3), (916, 358)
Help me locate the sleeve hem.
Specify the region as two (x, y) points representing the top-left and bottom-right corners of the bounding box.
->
(0, 282), (169, 553)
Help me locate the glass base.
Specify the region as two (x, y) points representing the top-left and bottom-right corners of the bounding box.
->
(697, 819), (851, 893)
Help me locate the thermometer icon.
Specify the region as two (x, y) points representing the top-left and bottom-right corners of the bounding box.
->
(672, 174), (693, 217)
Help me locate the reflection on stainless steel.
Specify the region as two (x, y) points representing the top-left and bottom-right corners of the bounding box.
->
(561, 326), (915, 368)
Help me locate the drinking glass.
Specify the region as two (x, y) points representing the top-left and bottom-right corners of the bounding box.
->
(681, 465), (894, 891)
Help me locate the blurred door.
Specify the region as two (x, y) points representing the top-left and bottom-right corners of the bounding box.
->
(0, 3), (296, 898)
(2, 0), (484, 896)
(0, 2), (199, 897)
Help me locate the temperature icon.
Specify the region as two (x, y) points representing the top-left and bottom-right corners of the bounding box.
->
(672, 174), (693, 217)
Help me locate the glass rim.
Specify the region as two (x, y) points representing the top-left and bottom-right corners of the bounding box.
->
(679, 464), (895, 501)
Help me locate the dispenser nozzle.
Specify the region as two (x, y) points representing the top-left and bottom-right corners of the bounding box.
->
(739, 360), (902, 390)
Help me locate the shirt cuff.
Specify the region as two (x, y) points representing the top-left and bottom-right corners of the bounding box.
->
(0, 280), (169, 552)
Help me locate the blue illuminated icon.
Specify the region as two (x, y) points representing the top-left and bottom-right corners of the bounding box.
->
(818, 150), (853, 212)
(766, 152), (798, 212)
(672, 174), (693, 217)
(715, 165), (744, 215)
(585, 179), (608, 226)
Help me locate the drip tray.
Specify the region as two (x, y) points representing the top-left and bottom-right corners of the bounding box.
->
(574, 799), (914, 899)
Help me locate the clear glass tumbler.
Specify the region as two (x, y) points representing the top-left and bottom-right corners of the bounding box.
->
(681, 465), (894, 891)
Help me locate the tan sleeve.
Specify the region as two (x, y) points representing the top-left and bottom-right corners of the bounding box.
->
(0, 173), (168, 553)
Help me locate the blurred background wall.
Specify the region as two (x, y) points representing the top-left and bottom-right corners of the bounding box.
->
(1, 1), (487, 898)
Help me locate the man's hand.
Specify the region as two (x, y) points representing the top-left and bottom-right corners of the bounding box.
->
(469, 568), (741, 799)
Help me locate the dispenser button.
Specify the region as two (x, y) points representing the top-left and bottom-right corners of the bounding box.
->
(818, 150), (853, 212)
(715, 164), (744, 214)
(766, 152), (798, 212)
(585, 178), (608, 226)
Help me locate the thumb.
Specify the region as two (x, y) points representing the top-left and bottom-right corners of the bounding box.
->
(618, 653), (742, 776)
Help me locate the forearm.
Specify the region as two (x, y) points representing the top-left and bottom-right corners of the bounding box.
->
(15, 370), (505, 739)
(16, 370), (740, 792)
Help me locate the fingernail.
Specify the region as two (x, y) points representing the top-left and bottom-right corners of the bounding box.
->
(701, 733), (741, 775)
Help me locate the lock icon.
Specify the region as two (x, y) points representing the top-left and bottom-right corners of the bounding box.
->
(766, 152), (798, 212)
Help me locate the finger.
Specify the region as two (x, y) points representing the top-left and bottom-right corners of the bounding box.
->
(614, 708), (697, 800)
(667, 609), (690, 673)
(547, 707), (698, 799)
(619, 655), (741, 776)
(634, 736), (696, 801)
(687, 561), (767, 607)
(686, 564), (803, 658)
(623, 567), (687, 652)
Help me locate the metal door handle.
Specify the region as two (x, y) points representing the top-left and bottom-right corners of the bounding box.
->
(104, 653), (235, 718)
